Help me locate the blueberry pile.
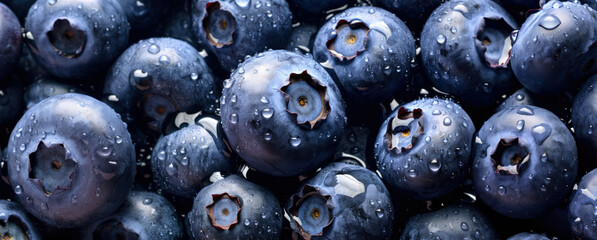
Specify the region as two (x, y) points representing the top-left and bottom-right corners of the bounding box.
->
(2, 0), (597, 239)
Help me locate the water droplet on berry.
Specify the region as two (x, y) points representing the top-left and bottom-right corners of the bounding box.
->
(539, 15), (561, 30)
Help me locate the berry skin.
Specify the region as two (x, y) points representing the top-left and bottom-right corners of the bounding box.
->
(187, 174), (283, 240)
(374, 98), (475, 201)
(571, 73), (597, 173)
(510, 0), (597, 96)
(104, 37), (219, 136)
(370, 0), (442, 21)
(79, 191), (185, 240)
(24, 0), (130, 79)
(220, 50), (345, 177)
(151, 123), (234, 199)
(471, 105), (577, 219)
(568, 168), (597, 239)
(507, 232), (550, 240)
(420, 0), (518, 108)
(7, 93), (136, 228)
(0, 2), (22, 79)
(313, 6), (415, 106)
(191, 0), (292, 71)
(401, 203), (498, 240)
(286, 162), (394, 240)
(0, 200), (41, 240)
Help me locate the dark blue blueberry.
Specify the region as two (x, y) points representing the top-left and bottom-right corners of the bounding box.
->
(510, 0), (597, 96)
(191, 0), (292, 71)
(507, 232), (551, 240)
(496, 88), (572, 121)
(24, 79), (82, 109)
(401, 203), (498, 240)
(79, 191), (185, 240)
(285, 23), (318, 55)
(0, 75), (24, 129)
(334, 123), (377, 170)
(471, 105), (577, 219)
(582, 0), (597, 10)
(151, 123), (234, 199)
(117, 0), (168, 33)
(313, 6), (415, 106)
(572, 75), (597, 173)
(286, 162), (394, 239)
(220, 50), (345, 177)
(187, 174), (283, 240)
(568, 168), (597, 239)
(104, 37), (219, 135)
(420, 0), (518, 108)
(374, 98), (475, 201)
(370, 0), (442, 21)
(0, 2), (22, 79)
(24, 0), (130, 79)
(7, 93), (136, 228)
(0, 0), (35, 23)
(0, 200), (41, 240)
(288, 0), (354, 15)
(500, 0), (541, 8)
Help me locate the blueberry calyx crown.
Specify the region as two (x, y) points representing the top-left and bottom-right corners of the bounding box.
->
(0, 216), (30, 240)
(386, 107), (424, 152)
(28, 141), (76, 196)
(288, 185), (334, 240)
(476, 17), (515, 68)
(326, 19), (370, 61)
(205, 193), (242, 230)
(281, 71), (331, 129)
(491, 138), (529, 176)
(47, 19), (86, 58)
(203, 2), (236, 48)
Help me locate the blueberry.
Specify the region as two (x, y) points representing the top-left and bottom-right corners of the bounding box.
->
(471, 105), (577, 219)
(286, 162), (394, 239)
(374, 98), (475, 200)
(104, 37), (219, 136)
(0, 75), (24, 129)
(24, 0), (130, 79)
(401, 203), (498, 240)
(191, 0), (292, 71)
(0, 0), (35, 23)
(0, 200), (41, 240)
(571, 74), (597, 173)
(507, 232), (551, 240)
(568, 168), (597, 239)
(187, 174), (283, 240)
(7, 93), (136, 228)
(151, 123), (234, 199)
(497, 88), (572, 121)
(510, 0), (597, 95)
(370, 0), (442, 21)
(420, 0), (518, 108)
(220, 50), (345, 177)
(23, 79), (82, 109)
(79, 191), (185, 240)
(0, 2), (22, 79)
(285, 23), (318, 55)
(313, 6), (416, 106)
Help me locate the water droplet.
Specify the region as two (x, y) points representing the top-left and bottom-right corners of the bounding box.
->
(264, 131), (272, 141)
(425, 136), (431, 143)
(143, 198), (153, 205)
(368, 8), (375, 14)
(96, 146), (113, 157)
(147, 44), (160, 54)
(552, 1), (563, 8)
(71, 195), (78, 204)
(260, 96), (269, 104)
(515, 94), (525, 101)
(19, 144), (26, 151)
(223, 79), (232, 88)
(408, 169), (417, 177)
(461, 222), (469, 231)
(230, 113), (238, 124)
(498, 186), (506, 195)
(289, 137), (301, 147)
(540, 153), (548, 163)
(450, 27), (457, 34)
(539, 15), (561, 30)
(589, 125), (594, 135)
(517, 106), (534, 116)
(532, 124), (552, 145)
(516, 120), (525, 131)
(235, 0), (250, 8)
(14, 185), (22, 194)
(166, 163), (177, 176)
(443, 117), (452, 126)
(159, 55), (170, 65)
(115, 135), (123, 144)
(429, 159), (441, 172)
(244, 219), (250, 226)
(436, 35), (446, 44)
(48, 0), (56, 5)
(261, 108), (274, 119)
(190, 72), (199, 81)
(157, 151), (166, 160)
(181, 157), (189, 166)
(432, 109), (441, 115)
(41, 202), (48, 210)
(375, 209), (384, 218)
